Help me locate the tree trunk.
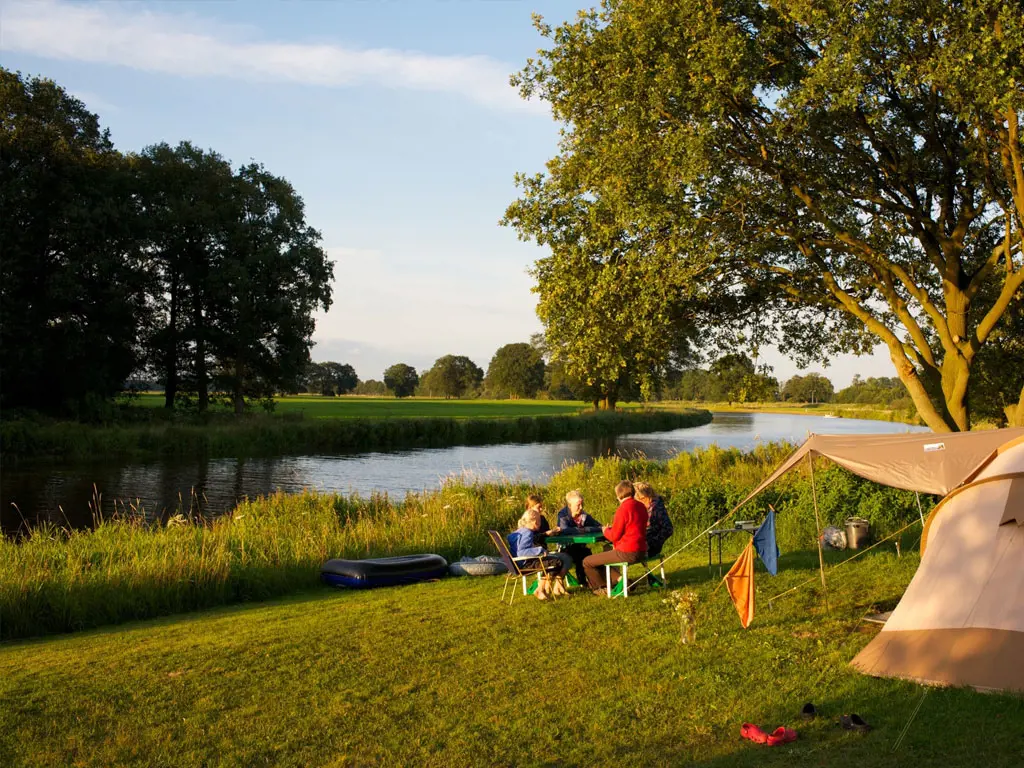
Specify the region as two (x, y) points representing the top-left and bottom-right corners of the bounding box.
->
(163, 271), (179, 410)
(233, 359), (245, 415)
(1009, 384), (1024, 427)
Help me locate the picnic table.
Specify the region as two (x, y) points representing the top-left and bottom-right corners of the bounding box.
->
(544, 529), (607, 588)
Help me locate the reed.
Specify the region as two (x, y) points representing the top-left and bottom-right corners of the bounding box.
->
(1, 408), (711, 462)
(0, 443), (933, 640)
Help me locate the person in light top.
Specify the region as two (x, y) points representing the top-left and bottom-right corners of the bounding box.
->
(507, 500), (570, 601)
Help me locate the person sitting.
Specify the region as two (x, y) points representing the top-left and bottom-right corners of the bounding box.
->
(508, 506), (571, 601)
(525, 493), (555, 547)
(583, 480), (649, 595)
(555, 489), (602, 586)
(635, 481), (674, 584)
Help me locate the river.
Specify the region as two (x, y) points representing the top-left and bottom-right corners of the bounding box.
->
(1, 411), (927, 534)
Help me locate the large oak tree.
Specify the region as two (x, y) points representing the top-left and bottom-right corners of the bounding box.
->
(506, 0), (1024, 431)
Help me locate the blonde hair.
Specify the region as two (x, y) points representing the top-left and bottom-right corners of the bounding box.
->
(565, 489), (583, 504)
(614, 480), (634, 500)
(525, 493), (544, 511)
(518, 508), (541, 530)
(634, 482), (655, 501)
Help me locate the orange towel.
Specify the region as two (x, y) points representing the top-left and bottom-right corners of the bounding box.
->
(725, 540), (756, 628)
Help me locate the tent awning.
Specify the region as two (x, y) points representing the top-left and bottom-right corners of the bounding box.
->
(735, 428), (1024, 510)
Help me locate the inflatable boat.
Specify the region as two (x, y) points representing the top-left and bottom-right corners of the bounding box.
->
(320, 554), (448, 588)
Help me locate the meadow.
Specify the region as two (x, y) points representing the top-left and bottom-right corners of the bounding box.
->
(132, 394), (609, 419)
(3, 535), (1022, 766)
(656, 400), (924, 425)
(3, 446), (1021, 767)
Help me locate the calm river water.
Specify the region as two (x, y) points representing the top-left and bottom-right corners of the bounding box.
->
(1, 411), (927, 534)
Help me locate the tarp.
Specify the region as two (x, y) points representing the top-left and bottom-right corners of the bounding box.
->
(734, 428), (1024, 510)
(850, 435), (1024, 692)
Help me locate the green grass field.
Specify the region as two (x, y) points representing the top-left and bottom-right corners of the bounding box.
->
(2, 545), (1021, 767)
(131, 394), (610, 419)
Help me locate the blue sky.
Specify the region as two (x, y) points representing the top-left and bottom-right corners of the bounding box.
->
(1, 0), (894, 387)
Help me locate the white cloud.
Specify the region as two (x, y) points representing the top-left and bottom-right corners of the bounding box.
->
(0, 0), (544, 113)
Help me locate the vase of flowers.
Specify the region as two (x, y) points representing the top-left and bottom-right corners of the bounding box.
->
(663, 588), (700, 644)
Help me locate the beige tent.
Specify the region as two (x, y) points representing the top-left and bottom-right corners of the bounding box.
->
(736, 427), (1024, 693)
(850, 433), (1024, 692)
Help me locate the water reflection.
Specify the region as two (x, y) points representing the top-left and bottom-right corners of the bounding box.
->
(2, 412), (926, 534)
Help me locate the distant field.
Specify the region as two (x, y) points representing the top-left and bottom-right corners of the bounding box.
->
(130, 394), (619, 419)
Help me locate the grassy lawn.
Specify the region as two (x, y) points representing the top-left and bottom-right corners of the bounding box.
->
(655, 400), (922, 424)
(129, 394), (615, 419)
(3, 545), (1021, 767)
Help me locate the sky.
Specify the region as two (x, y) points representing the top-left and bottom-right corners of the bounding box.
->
(1, 0), (897, 388)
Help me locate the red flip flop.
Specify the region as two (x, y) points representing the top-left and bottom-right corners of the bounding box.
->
(740, 723), (769, 744)
(766, 726), (798, 746)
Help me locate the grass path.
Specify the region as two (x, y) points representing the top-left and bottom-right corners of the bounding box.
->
(2, 546), (1021, 767)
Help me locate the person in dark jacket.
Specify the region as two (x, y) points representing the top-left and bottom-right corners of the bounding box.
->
(555, 489), (602, 585)
(635, 482), (674, 556)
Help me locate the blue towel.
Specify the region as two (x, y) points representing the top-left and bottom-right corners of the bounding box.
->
(752, 510), (779, 576)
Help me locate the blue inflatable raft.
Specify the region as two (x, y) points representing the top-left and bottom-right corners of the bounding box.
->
(320, 554), (448, 589)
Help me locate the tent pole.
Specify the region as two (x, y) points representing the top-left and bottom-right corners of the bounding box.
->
(915, 492), (926, 526)
(807, 452), (830, 614)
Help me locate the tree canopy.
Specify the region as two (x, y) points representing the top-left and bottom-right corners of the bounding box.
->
(485, 343), (546, 399)
(419, 355), (484, 399)
(1, 70), (333, 416)
(384, 364), (420, 398)
(781, 373), (835, 404)
(1, 70), (147, 415)
(507, 0), (1024, 430)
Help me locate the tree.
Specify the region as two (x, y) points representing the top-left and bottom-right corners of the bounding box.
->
(485, 343), (545, 399)
(353, 379), (387, 396)
(213, 163), (334, 413)
(136, 142), (237, 411)
(420, 355), (483, 399)
(0, 70), (147, 415)
(383, 363), (419, 398)
(781, 374), (835, 404)
(304, 362), (358, 395)
(508, 1), (1024, 431)
(706, 353), (779, 404)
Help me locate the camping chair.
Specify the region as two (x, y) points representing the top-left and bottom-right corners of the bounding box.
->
(487, 530), (562, 606)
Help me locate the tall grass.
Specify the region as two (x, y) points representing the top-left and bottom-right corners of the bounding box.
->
(0, 443), (933, 640)
(1, 408), (710, 462)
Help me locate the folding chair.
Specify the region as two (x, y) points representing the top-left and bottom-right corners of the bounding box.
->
(487, 530), (561, 606)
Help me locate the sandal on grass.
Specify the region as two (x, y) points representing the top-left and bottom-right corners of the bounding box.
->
(840, 714), (872, 733)
(766, 726), (798, 746)
(740, 723), (769, 744)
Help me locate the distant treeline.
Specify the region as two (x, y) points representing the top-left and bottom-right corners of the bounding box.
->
(284, 351), (916, 412)
(1, 70), (333, 419)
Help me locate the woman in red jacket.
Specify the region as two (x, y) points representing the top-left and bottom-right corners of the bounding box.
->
(583, 480), (649, 594)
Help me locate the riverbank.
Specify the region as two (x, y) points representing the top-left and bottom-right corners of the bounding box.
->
(0, 407), (710, 463)
(4, 540), (1021, 767)
(657, 400), (923, 425)
(1, 444), (934, 640)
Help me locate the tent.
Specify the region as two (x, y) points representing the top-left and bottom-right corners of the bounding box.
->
(850, 433), (1024, 692)
(736, 427), (1024, 694)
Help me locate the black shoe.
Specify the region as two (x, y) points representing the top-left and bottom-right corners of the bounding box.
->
(801, 703), (817, 720)
(840, 713), (871, 733)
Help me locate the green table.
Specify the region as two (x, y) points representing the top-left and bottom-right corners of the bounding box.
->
(545, 530), (607, 588)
